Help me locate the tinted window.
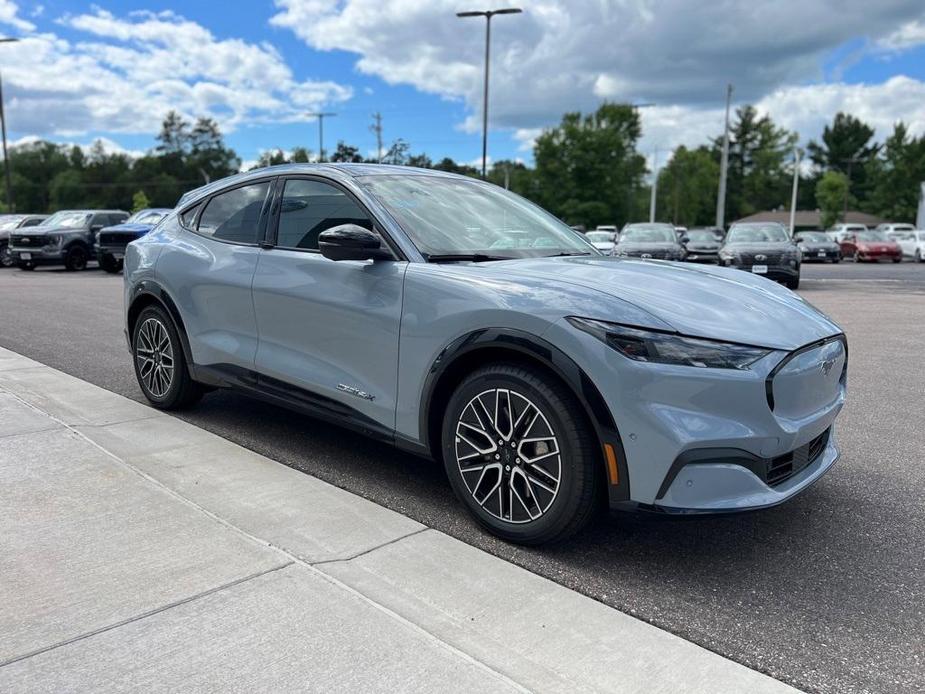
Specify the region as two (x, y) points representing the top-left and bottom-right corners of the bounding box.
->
(276, 179), (371, 250)
(22, 218), (44, 228)
(180, 202), (202, 229)
(198, 182), (270, 244)
(726, 225), (789, 243)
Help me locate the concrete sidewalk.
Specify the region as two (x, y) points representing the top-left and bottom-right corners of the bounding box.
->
(0, 346), (798, 693)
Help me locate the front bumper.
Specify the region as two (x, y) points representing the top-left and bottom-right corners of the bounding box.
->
(801, 249), (841, 262)
(684, 252), (719, 264)
(98, 243), (129, 258)
(9, 247), (65, 263)
(725, 263), (799, 282)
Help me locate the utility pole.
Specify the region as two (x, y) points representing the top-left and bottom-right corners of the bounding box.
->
(627, 102), (655, 223)
(0, 37), (20, 214)
(370, 112), (383, 164)
(788, 148), (801, 236)
(842, 156), (862, 220)
(456, 8), (523, 179)
(649, 148), (659, 223)
(306, 112), (337, 162)
(715, 83), (734, 230)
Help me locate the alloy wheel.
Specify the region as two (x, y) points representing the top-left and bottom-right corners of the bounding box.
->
(135, 317), (174, 397)
(454, 388), (562, 524)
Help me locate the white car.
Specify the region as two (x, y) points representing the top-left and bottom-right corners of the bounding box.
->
(876, 223), (916, 236)
(888, 230), (925, 261)
(828, 223), (868, 244)
(586, 230), (616, 254)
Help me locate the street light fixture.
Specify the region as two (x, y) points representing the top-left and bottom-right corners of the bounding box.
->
(0, 36), (19, 213)
(456, 7), (523, 179)
(306, 111), (337, 162)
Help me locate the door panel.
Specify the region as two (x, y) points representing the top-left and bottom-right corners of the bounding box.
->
(252, 250), (406, 431)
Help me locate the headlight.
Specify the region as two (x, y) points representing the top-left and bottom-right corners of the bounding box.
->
(46, 235), (61, 246)
(567, 317), (772, 369)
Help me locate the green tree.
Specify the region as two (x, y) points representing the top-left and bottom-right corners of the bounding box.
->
(131, 190), (151, 213)
(655, 146), (719, 226)
(717, 105), (797, 221)
(816, 171), (850, 229)
(865, 123), (925, 222)
(533, 102), (646, 228)
(330, 141), (362, 163)
(807, 113), (878, 208)
(382, 139), (410, 165)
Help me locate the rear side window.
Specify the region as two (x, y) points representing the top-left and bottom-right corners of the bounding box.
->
(179, 202), (202, 229)
(198, 182), (270, 244)
(276, 179), (372, 250)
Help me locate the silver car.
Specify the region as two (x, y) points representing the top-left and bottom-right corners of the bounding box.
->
(124, 165), (846, 545)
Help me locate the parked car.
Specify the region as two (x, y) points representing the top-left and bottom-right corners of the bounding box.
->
(680, 228), (722, 263)
(10, 210), (129, 271)
(96, 208), (172, 273)
(793, 230), (842, 263)
(839, 230), (902, 263)
(827, 223), (868, 244)
(595, 225), (618, 235)
(719, 222), (801, 289)
(0, 214), (49, 268)
(888, 230), (925, 262)
(124, 164), (846, 544)
(585, 231), (616, 255)
(614, 223), (685, 260)
(875, 222), (916, 235)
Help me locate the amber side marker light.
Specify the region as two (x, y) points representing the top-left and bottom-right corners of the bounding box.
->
(604, 444), (620, 485)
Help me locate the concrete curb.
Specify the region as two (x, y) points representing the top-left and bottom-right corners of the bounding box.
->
(0, 346), (799, 692)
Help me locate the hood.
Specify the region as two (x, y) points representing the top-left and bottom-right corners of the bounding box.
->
(477, 257), (840, 350)
(685, 242), (720, 251)
(616, 241), (679, 249)
(721, 241), (796, 253)
(101, 222), (157, 234)
(798, 241), (839, 251)
(857, 240), (898, 250)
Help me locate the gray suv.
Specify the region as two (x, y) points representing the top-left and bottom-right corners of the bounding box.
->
(10, 209), (129, 271)
(0, 214), (49, 268)
(124, 165), (846, 544)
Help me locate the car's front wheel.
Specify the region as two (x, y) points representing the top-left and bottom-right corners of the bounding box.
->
(64, 245), (89, 271)
(99, 253), (123, 273)
(441, 363), (599, 545)
(132, 305), (203, 409)
(0, 243), (12, 268)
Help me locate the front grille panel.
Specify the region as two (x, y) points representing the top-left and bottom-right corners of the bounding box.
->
(739, 251), (784, 265)
(10, 234), (40, 246)
(765, 429), (829, 486)
(99, 232), (136, 245)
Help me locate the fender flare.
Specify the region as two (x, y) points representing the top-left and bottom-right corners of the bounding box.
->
(417, 327), (629, 502)
(126, 280), (194, 366)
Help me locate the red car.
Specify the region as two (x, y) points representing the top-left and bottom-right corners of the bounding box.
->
(839, 231), (902, 263)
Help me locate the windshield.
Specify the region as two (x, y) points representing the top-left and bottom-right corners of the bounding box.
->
(726, 224), (789, 243)
(797, 232), (829, 242)
(359, 175), (595, 258)
(686, 230), (717, 243)
(0, 216), (25, 230)
(857, 231), (888, 242)
(43, 211), (91, 229)
(586, 232), (614, 242)
(129, 210), (168, 224)
(917, 232), (925, 242)
(620, 225), (675, 243)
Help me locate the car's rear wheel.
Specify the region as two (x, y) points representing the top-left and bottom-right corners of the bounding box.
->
(64, 245), (88, 271)
(132, 305), (203, 410)
(892, 256), (902, 263)
(786, 276), (800, 290)
(441, 363), (599, 545)
(916, 249), (923, 263)
(99, 253), (123, 273)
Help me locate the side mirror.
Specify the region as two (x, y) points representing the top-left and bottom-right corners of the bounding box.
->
(679, 235), (690, 244)
(319, 224), (392, 261)
(91, 224), (103, 233)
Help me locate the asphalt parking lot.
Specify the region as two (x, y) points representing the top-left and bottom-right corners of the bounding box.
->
(1, 261), (922, 694)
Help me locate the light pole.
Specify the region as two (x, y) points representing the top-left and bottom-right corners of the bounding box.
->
(456, 7), (523, 179)
(306, 111), (336, 162)
(788, 148), (801, 236)
(841, 155), (863, 220)
(649, 148), (659, 223)
(0, 37), (19, 213)
(715, 83), (734, 229)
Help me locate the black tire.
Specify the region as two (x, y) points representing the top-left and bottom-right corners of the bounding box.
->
(892, 256), (902, 263)
(441, 363), (600, 545)
(853, 251), (861, 263)
(832, 257), (841, 264)
(98, 253), (124, 273)
(0, 243), (12, 268)
(64, 245), (89, 271)
(18, 261), (35, 271)
(786, 276), (800, 290)
(132, 305), (204, 410)
(916, 250), (922, 263)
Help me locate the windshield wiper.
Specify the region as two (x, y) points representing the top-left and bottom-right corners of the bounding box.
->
(544, 251), (594, 257)
(425, 253), (514, 263)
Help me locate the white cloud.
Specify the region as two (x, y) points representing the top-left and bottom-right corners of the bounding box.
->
(0, 0), (34, 31)
(1, 8), (353, 139)
(877, 18), (925, 51)
(271, 0), (924, 134)
(11, 134), (146, 159)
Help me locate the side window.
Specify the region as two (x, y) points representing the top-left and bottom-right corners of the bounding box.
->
(198, 182), (270, 244)
(90, 214), (108, 229)
(22, 218), (43, 228)
(276, 178), (372, 250)
(111, 213), (129, 225)
(179, 202), (202, 230)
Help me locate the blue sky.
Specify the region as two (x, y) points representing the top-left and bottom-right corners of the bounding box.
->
(2, 1), (925, 169)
